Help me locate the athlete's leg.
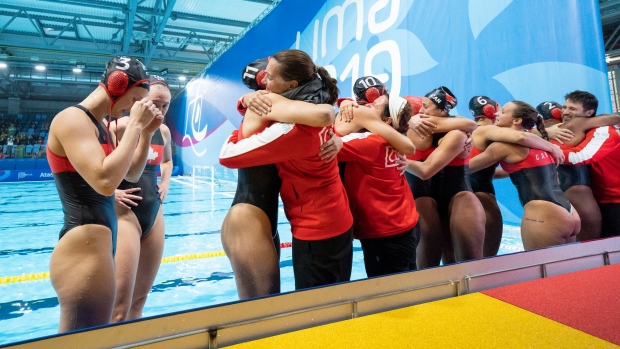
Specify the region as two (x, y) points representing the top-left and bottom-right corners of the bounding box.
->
(111, 208), (142, 322)
(415, 197), (443, 268)
(128, 207), (165, 319)
(520, 201), (580, 250)
(50, 225), (116, 332)
(565, 185), (601, 241)
(221, 203), (280, 299)
(475, 192), (503, 257)
(448, 192), (485, 261)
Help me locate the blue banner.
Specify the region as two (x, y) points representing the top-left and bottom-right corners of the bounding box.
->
(167, 0), (609, 225)
(0, 169), (54, 182)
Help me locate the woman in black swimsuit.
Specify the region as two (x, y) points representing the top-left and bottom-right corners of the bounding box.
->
(46, 56), (161, 331)
(111, 75), (173, 322)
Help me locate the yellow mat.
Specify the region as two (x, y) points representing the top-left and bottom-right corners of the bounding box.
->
(226, 293), (617, 348)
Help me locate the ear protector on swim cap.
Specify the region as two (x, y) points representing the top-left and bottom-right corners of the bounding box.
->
(353, 76), (387, 104)
(425, 86), (457, 114)
(536, 101), (563, 121)
(404, 96), (423, 115)
(469, 96), (498, 121)
(149, 74), (169, 88)
(100, 56), (149, 100)
(242, 58), (268, 91)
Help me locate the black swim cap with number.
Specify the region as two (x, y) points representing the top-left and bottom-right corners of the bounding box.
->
(100, 56), (149, 100)
(537, 101), (563, 121)
(469, 96), (499, 121)
(242, 58), (268, 91)
(425, 86), (458, 114)
(353, 76), (388, 104)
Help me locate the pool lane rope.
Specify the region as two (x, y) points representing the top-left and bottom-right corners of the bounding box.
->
(0, 242), (293, 285)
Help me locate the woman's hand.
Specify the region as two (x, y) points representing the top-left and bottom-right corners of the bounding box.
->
(408, 114), (436, 138)
(396, 153), (409, 176)
(115, 187), (142, 209)
(338, 100), (359, 123)
(129, 98), (158, 130)
(546, 124), (574, 144)
(549, 143), (565, 165)
(157, 182), (169, 203)
(318, 130), (342, 163)
(244, 90), (272, 116)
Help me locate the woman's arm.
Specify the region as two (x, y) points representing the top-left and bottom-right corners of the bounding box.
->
(406, 130), (466, 180)
(52, 99), (159, 196)
(568, 114), (620, 132)
(353, 107), (415, 155)
(474, 126), (564, 164)
(220, 118), (322, 168)
(113, 114), (163, 183)
(469, 142), (511, 173)
(424, 115), (477, 133)
(250, 93), (335, 127)
(158, 124), (173, 203)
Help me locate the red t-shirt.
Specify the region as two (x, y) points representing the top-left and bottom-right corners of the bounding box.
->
(338, 132), (418, 239)
(220, 122), (353, 240)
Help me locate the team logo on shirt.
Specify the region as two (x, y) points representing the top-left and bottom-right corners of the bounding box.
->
(385, 146), (399, 168)
(148, 147), (159, 161)
(279, 122), (295, 134)
(318, 126), (331, 145)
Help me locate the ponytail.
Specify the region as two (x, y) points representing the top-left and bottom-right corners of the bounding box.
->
(316, 65), (339, 106)
(536, 114), (549, 141)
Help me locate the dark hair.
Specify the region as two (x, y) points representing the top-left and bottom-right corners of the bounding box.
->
(381, 101), (412, 133)
(564, 90), (598, 116)
(511, 100), (548, 140)
(272, 49), (339, 105)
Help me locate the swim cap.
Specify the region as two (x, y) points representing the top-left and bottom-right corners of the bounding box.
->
(353, 76), (387, 104)
(100, 56), (149, 101)
(425, 86), (457, 114)
(469, 96), (498, 121)
(404, 96), (423, 115)
(242, 58), (268, 91)
(536, 101), (563, 121)
(149, 74), (169, 88)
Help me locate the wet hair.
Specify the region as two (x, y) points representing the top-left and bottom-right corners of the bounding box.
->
(381, 101), (412, 133)
(511, 100), (548, 140)
(564, 90), (598, 116)
(272, 49), (339, 105)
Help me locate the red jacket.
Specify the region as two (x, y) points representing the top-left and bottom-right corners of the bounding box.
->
(220, 122), (353, 240)
(562, 126), (620, 203)
(338, 133), (418, 239)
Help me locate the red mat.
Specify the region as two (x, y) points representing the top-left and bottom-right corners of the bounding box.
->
(483, 263), (620, 345)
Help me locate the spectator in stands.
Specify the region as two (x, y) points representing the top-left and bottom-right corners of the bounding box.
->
(0, 133), (6, 146)
(15, 133), (23, 145)
(7, 123), (16, 137)
(36, 136), (44, 145)
(7, 135), (14, 146)
(27, 134), (35, 145)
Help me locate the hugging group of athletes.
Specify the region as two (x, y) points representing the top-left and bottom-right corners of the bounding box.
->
(219, 49), (620, 300)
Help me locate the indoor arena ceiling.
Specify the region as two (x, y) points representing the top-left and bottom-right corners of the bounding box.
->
(1, 0), (620, 102)
(0, 0), (280, 101)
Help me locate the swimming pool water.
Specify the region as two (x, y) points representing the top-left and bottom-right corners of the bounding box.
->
(0, 178), (523, 345)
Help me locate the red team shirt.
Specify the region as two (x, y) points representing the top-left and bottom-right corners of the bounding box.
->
(562, 126), (620, 203)
(220, 122), (353, 241)
(338, 132), (418, 239)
